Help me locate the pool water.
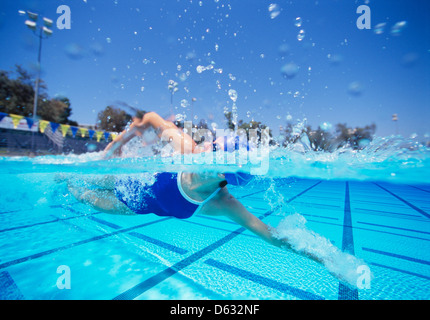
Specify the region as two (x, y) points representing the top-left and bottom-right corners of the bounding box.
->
(0, 141), (429, 300)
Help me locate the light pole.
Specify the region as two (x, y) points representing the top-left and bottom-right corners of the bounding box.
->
(392, 113), (399, 135)
(23, 11), (53, 122)
(22, 11), (53, 151)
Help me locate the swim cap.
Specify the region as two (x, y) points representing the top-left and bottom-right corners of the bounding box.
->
(224, 172), (254, 186)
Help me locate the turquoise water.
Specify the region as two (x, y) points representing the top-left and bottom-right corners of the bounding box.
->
(0, 135), (429, 300)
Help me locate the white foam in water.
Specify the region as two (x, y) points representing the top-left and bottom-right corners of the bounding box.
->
(272, 213), (371, 288)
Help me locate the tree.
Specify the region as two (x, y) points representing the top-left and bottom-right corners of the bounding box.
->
(282, 121), (377, 151)
(0, 65), (77, 125)
(97, 106), (132, 132)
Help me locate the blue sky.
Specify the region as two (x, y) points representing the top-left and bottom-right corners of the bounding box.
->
(0, 0), (429, 138)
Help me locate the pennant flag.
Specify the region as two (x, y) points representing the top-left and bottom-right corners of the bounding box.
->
(71, 126), (78, 138)
(25, 117), (34, 129)
(79, 127), (88, 138)
(104, 132), (111, 141)
(0, 112), (7, 123)
(39, 120), (49, 133)
(88, 129), (95, 139)
(10, 114), (24, 128)
(60, 124), (70, 137)
(50, 122), (60, 134)
(96, 131), (103, 142)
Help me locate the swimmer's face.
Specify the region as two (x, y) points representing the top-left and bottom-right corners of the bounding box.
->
(192, 172), (224, 184)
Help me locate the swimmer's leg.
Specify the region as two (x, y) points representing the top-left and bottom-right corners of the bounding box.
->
(55, 174), (116, 190)
(67, 182), (135, 216)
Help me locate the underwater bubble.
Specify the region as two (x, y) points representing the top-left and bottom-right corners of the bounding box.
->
(373, 22), (386, 35)
(106, 37), (112, 44)
(286, 114), (293, 121)
(280, 62), (299, 79)
(228, 89), (238, 102)
(297, 29), (306, 41)
(347, 81), (364, 96)
(391, 21), (407, 36)
(294, 17), (302, 27)
(268, 4), (281, 19)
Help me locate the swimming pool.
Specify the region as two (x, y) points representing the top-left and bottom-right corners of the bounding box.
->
(0, 141), (429, 300)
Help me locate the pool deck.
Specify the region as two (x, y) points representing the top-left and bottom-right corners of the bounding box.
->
(0, 178), (429, 300)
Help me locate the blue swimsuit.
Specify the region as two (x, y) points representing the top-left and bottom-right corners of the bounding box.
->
(114, 172), (221, 219)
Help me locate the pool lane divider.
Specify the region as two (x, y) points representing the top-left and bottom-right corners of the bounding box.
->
(113, 180), (323, 300)
(338, 182), (359, 300)
(374, 183), (430, 219)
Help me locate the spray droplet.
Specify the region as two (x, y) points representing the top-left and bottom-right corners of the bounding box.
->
(391, 21), (407, 36)
(268, 4), (281, 19)
(373, 22), (386, 35)
(196, 65), (206, 73)
(320, 122), (332, 131)
(228, 89), (238, 102)
(180, 99), (189, 108)
(297, 29), (306, 41)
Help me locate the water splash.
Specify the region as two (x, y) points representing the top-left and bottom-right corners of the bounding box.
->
(0, 131), (429, 183)
(272, 213), (371, 288)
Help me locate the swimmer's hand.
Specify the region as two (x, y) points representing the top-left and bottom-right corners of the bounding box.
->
(103, 141), (122, 159)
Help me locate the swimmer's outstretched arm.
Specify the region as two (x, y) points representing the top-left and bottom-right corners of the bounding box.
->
(199, 188), (324, 265)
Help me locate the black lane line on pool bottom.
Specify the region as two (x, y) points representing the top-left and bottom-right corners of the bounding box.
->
(338, 181), (359, 301)
(113, 180), (323, 300)
(374, 183), (430, 220)
(0, 217), (172, 270)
